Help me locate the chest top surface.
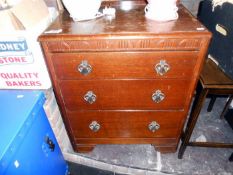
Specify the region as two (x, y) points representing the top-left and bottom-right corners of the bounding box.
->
(40, 1), (210, 40)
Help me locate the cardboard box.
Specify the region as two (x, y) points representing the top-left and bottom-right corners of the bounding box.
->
(0, 0), (56, 89)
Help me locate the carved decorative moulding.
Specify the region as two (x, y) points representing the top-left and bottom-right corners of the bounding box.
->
(46, 38), (202, 52)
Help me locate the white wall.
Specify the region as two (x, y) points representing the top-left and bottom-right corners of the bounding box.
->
(181, 0), (203, 16)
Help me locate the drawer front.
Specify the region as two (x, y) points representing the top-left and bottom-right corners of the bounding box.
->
(67, 110), (183, 138)
(59, 79), (189, 110)
(52, 51), (197, 80)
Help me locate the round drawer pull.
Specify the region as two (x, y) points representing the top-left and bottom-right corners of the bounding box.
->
(89, 121), (100, 132)
(155, 60), (170, 76)
(84, 91), (97, 104)
(148, 121), (160, 132)
(152, 90), (165, 103)
(77, 60), (92, 75)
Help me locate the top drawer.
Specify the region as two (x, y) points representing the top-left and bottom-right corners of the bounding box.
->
(51, 51), (197, 80)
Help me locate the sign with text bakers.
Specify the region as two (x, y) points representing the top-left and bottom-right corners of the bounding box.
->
(0, 0), (54, 90)
(0, 36), (51, 89)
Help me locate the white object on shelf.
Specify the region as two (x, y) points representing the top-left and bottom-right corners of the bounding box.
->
(145, 0), (178, 21)
(103, 7), (116, 16)
(62, 0), (102, 21)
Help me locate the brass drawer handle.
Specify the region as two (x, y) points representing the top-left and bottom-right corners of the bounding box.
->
(148, 121), (160, 132)
(77, 60), (92, 75)
(152, 90), (165, 103)
(89, 121), (100, 132)
(155, 60), (170, 76)
(84, 91), (97, 104)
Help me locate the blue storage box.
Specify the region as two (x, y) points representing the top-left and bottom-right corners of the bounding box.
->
(0, 90), (68, 175)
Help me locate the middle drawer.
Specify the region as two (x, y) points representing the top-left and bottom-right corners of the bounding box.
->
(59, 79), (189, 111)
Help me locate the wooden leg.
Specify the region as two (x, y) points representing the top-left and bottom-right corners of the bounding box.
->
(207, 96), (217, 112)
(178, 86), (209, 159)
(220, 95), (233, 119)
(153, 145), (177, 153)
(229, 153), (233, 162)
(75, 144), (95, 153)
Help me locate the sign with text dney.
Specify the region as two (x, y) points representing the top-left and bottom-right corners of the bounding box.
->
(0, 37), (51, 89)
(0, 0), (52, 89)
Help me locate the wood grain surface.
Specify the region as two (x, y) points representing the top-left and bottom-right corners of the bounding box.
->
(39, 1), (211, 153)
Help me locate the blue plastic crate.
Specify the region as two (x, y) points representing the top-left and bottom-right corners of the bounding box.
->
(0, 90), (68, 175)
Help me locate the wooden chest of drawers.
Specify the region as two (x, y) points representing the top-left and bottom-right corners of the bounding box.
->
(39, 1), (211, 153)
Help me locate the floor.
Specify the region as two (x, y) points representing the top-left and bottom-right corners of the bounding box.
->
(68, 97), (233, 175)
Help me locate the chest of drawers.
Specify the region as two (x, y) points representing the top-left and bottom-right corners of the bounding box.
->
(39, 1), (211, 153)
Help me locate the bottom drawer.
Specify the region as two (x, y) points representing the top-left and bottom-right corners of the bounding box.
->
(67, 110), (184, 138)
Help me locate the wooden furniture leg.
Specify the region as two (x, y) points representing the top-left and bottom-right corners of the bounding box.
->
(207, 96), (217, 112)
(220, 95), (233, 119)
(178, 87), (209, 159)
(229, 152), (233, 162)
(153, 145), (177, 153)
(75, 145), (96, 153)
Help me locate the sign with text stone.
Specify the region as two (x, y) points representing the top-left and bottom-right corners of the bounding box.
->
(0, 36), (51, 89)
